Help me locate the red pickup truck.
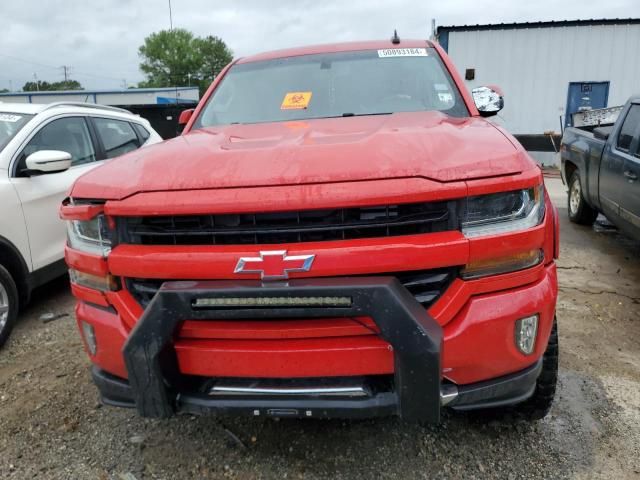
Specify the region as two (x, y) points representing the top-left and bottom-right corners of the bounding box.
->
(62, 39), (559, 423)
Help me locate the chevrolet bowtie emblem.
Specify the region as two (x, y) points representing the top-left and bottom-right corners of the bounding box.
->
(234, 250), (315, 280)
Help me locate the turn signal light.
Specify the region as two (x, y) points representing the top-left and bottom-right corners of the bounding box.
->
(69, 269), (119, 292)
(461, 249), (543, 280)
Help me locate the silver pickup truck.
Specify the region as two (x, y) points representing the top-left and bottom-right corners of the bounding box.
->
(561, 96), (640, 240)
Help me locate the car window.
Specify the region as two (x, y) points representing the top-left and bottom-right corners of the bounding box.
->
(617, 105), (640, 152)
(20, 117), (96, 170)
(94, 117), (141, 159)
(0, 113), (34, 152)
(132, 123), (151, 143)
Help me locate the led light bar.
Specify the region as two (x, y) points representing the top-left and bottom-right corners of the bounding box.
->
(192, 296), (352, 309)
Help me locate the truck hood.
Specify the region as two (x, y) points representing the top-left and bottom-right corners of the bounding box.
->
(72, 111), (527, 200)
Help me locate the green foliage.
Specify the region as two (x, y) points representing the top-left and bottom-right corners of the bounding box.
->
(138, 29), (233, 95)
(22, 80), (83, 92)
(0, 88), (8, 93)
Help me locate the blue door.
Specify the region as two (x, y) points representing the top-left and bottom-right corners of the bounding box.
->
(565, 81), (610, 127)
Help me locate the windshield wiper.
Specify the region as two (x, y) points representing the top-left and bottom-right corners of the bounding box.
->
(341, 112), (393, 117)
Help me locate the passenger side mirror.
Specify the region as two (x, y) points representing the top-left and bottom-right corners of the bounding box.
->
(25, 150), (72, 174)
(472, 86), (504, 117)
(593, 126), (611, 141)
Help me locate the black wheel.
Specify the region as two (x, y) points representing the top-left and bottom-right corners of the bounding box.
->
(508, 318), (558, 420)
(0, 264), (19, 348)
(465, 319), (558, 423)
(568, 170), (598, 225)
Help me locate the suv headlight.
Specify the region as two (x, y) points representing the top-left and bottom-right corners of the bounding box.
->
(462, 185), (545, 237)
(66, 214), (112, 256)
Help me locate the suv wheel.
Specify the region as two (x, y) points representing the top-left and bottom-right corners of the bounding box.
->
(0, 264), (19, 348)
(568, 171), (598, 225)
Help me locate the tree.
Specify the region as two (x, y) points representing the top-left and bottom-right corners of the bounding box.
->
(22, 80), (83, 92)
(138, 29), (233, 95)
(0, 88), (8, 93)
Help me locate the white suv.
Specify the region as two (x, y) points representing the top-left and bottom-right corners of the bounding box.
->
(0, 102), (162, 346)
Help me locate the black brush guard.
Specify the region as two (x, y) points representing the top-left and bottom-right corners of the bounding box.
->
(121, 277), (443, 423)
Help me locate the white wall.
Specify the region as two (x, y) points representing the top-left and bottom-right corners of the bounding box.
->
(446, 23), (640, 135)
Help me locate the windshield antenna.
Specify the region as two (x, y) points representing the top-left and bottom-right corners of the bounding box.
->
(391, 29), (400, 44)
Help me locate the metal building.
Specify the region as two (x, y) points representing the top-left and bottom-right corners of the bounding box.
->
(437, 19), (640, 165)
(0, 87), (200, 139)
(0, 86), (199, 106)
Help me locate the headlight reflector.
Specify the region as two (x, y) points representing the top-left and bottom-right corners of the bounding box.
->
(66, 214), (112, 256)
(462, 185), (545, 237)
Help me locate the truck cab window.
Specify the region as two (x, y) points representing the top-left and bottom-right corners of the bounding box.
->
(617, 105), (640, 152)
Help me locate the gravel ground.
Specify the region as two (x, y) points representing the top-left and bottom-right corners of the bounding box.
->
(0, 177), (639, 480)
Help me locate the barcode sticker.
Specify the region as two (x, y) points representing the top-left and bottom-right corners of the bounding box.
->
(378, 48), (428, 58)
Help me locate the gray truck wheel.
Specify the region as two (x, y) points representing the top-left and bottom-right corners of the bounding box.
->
(0, 264), (19, 348)
(568, 171), (598, 225)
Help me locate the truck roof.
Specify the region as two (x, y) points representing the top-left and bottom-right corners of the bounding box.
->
(237, 39), (436, 64)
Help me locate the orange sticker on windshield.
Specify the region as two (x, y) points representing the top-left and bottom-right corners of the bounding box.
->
(281, 91), (312, 110)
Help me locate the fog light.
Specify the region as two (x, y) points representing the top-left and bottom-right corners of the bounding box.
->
(81, 321), (97, 355)
(515, 314), (538, 355)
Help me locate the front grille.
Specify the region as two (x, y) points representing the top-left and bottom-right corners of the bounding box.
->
(126, 268), (457, 311)
(119, 201), (457, 246)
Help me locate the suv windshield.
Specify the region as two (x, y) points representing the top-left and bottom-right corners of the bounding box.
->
(0, 112), (34, 152)
(194, 47), (468, 128)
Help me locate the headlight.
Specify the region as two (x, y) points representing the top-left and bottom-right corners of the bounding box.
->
(462, 185), (545, 237)
(66, 214), (112, 256)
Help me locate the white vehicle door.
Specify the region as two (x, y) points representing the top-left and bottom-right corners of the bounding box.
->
(9, 116), (102, 270)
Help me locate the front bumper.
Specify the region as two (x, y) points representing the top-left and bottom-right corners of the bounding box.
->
(91, 358), (543, 419)
(84, 276), (548, 423)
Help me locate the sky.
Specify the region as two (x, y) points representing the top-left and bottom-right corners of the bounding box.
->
(1, 0), (638, 91)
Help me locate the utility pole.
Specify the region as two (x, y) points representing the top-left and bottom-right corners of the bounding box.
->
(61, 65), (72, 83)
(168, 0), (173, 31)
(33, 73), (39, 91)
(122, 79), (128, 89)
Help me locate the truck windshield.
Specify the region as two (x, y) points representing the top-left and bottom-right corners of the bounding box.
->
(0, 113), (33, 152)
(194, 47), (468, 128)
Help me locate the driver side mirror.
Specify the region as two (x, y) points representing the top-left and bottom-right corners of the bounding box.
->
(178, 109), (194, 126)
(25, 150), (72, 174)
(177, 108), (195, 135)
(472, 86), (504, 117)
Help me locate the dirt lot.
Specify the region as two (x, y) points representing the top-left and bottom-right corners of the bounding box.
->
(0, 176), (639, 480)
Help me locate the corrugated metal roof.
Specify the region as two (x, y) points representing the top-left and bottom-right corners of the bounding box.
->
(0, 86), (198, 97)
(437, 18), (640, 34)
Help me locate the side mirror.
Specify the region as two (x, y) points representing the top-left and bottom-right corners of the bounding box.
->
(593, 126), (611, 141)
(25, 150), (72, 174)
(472, 86), (504, 117)
(178, 109), (194, 126)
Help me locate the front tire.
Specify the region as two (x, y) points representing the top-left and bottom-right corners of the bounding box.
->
(568, 170), (598, 225)
(0, 264), (19, 348)
(508, 319), (558, 420)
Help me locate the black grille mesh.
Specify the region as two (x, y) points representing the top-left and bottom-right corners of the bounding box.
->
(119, 201), (456, 246)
